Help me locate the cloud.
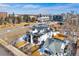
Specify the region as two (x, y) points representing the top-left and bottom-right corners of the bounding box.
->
(0, 3), (79, 14)
(23, 4), (40, 9)
(37, 4), (79, 14)
(35, 4), (69, 14)
(39, 4), (72, 11)
(0, 3), (10, 7)
(21, 4), (71, 14)
(19, 3), (79, 14)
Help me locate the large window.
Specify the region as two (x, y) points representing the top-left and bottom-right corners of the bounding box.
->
(53, 15), (63, 22)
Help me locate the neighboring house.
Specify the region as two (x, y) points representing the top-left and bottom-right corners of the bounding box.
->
(53, 15), (63, 22)
(37, 14), (50, 22)
(0, 12), (7, 18)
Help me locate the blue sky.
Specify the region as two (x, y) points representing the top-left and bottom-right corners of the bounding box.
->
(0, 3), (79, 14)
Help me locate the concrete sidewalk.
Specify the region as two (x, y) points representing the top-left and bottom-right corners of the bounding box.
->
(0, 45), (13, 56)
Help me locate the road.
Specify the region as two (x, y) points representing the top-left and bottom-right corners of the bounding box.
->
(0, 45), (13, 56)
(0, 25), (33, 56)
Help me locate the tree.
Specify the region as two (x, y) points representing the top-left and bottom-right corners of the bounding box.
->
(17, 16), (21, 24)
(23, 15), (30, 22)
(31, 17), (36, 22)
(12, 12), (15, 24)
(60, 13), (79, 41)
(0, 17), (3, 25)
(5, 17), (10, 23)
